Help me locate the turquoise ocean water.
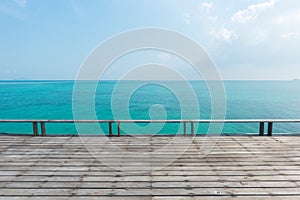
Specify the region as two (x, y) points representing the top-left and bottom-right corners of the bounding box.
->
(0, 80), (300, 135)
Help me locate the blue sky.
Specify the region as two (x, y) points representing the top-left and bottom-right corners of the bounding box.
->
(0, 0), (300, 80)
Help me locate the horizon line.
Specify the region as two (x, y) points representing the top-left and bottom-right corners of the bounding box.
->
(0, 79), (299, 81)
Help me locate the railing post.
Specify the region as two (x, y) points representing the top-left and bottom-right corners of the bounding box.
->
(259, 122), (264, 136)
(117, 122), (120, 137)
(109, 122), (112, 137)
(267, 122), (273, 136)
(32, 122), (38, 136)
(41, 122), (46, 136)
(191, 122), (194, 136)
(183, 122), (186, 136)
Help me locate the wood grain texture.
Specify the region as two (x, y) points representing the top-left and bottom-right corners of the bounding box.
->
(0, 135), (299, 199)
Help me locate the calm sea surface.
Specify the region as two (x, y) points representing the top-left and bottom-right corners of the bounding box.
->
(0, 80), (300, 135)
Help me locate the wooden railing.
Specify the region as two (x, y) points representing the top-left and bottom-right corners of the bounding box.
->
(1, 119), (300, 136)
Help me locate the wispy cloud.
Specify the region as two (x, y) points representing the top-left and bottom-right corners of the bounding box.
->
(157, 53), (170, 60)
(281, 32), (300, 40)
(210, 24), (237, 43)
(208, 15), (218, 23)
(69, 0), (86, 17)
(0, 0), (27, 20)
(0, 5), (25, 20)
(201, 2), (212, 13)
(5, 69), (17, 74)
(231, 0), (276, 23)
(273, 10), (300, 25)
(202, 2), (217, 23)
(182, 13), (191, 24)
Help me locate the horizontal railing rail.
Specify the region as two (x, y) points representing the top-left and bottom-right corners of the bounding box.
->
(1, 119), (300, 136)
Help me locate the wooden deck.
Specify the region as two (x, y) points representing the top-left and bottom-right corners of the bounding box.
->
(0, 135), (300, 199)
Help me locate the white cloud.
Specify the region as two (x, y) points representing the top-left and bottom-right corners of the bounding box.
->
(246, 28), (269, 45)
(202, 2), (212, 13)
(281, 32), (300, 39)
(208, 15), (218, 23)
(231, 0), (276, 23)
(5, 69), (17, 74)
(273, 10), (300, 25)
(183, 13), (191, 24)
(210, 25), (237, 43)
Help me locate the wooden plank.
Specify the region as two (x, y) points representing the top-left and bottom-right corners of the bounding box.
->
(0, 135), (299, 198)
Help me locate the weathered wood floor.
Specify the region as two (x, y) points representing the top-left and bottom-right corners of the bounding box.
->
(0, 135), (299, 199)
